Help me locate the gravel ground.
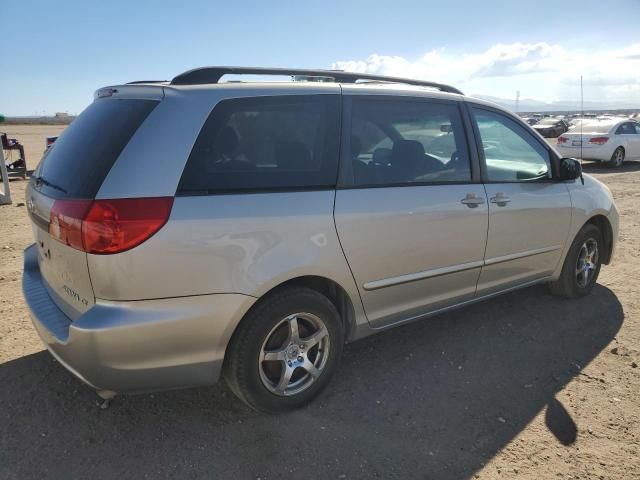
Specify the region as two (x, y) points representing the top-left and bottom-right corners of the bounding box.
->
(0, 126), (638, 479)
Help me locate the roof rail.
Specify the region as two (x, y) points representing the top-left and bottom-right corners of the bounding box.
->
(126, 80), (168, 85)
(169, 66), (463, 95)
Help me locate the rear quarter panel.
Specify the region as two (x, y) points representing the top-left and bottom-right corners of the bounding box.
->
(87, 190), (369, 334)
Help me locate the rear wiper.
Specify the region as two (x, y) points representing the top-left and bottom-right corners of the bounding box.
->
(34, 175), (68, 194)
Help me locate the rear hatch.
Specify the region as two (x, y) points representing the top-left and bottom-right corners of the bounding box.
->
(26, 93), (160, 319)
(557, 123), (614, 149)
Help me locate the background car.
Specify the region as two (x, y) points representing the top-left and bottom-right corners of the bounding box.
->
(557, 119), (640, 167)
(532, 118), (569, 138)
(46, 136), (58, 149)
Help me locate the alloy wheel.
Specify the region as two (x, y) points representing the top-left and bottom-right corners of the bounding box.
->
(576, 238), (598, 288)
(259, 312), (330, 396)
(613, 148), (624, 167)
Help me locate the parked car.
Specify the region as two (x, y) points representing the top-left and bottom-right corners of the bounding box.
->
(522, 117), (539, 126)
(23, 67), (619, 412)
(532, 118), (569, 138)
(557, 119), (640, 168)
(45, 136), (58, 149)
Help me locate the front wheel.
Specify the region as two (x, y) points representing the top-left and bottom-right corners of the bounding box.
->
(223, 287), (344, 413)
(548, 224), (603, 298)
(609, 147), (625, 168)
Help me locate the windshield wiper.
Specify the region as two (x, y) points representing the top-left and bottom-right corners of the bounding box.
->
(34, 175), (68, 194)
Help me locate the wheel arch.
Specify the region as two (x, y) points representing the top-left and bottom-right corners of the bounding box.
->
(585, 214), (614, 264)
(267, 276), (357, 341)
(225, 275), (358, 358)
(612, 144), (625, 159)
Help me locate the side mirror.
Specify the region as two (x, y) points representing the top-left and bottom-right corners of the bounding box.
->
(558, 157), (583, 182)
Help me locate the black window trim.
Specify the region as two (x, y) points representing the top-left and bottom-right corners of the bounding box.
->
(336, 94), (481, 190)
(174, 185), (336, 197)
(176, 93), (342, 197)
(465, 102), (562, 184)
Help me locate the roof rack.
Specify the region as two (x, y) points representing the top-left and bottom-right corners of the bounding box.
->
(169, 66), (463, 95)
(126, 80), (168, 84)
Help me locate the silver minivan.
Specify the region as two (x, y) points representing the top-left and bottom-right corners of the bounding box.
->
(23, 67), (618, 412)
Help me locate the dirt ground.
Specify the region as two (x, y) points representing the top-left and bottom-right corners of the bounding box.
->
(0, 125), (638, 479)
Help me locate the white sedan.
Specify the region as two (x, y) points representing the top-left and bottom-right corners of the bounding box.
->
(556, 119), (640, 168)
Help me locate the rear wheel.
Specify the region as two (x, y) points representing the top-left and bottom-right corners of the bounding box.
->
(609, 147), (625, 168)
(548, 224), (603, 298)
(223, 287), (344, 413)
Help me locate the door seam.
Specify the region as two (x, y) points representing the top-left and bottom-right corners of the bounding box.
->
(474, 183), (491, 296)
(332, 190), (371, 327)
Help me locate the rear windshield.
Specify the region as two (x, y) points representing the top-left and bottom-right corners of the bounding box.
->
(178, 95), (340, 194)
(34, 98), (158, 199)
(577, 122), (614, 134)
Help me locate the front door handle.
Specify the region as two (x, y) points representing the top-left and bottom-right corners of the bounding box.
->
(460, 193), (485, 208)
(490, 193), (511, 206)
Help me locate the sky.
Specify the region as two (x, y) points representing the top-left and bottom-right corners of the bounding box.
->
(1, 0), (639, 115)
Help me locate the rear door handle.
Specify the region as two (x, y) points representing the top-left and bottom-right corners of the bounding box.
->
(490, 193), (511, 206)
(460, 193), (485, 208)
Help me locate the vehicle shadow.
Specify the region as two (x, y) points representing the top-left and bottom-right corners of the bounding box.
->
(581, 159), (640, 174)
(0, 284), (623, 479)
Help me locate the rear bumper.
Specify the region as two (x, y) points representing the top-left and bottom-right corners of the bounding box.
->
(556, 144), (615, 162)
(22, 244), (256, 394)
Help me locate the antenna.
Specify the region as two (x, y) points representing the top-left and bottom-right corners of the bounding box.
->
(580, 75), (584, 163)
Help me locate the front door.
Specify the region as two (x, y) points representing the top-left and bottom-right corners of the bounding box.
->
(469, 106), (572, 295)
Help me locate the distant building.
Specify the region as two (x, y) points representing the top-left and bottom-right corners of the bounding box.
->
(55, 112), (70, 118)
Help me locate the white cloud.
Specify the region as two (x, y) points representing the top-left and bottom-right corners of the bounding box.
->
(332, 42), (640, 105)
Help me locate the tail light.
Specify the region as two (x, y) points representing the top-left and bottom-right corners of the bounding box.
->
(557, 136), (568, 144)
(49, 197), (173, 254)
(49, 200), (92, 251)
(589, 136), (609, 145)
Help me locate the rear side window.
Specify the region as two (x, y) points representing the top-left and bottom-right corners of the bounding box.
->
(347, 98), (471, 186)
(178, 95), (340, 194)
(35, 98), (158, 199)
(616, 122), (636, 135)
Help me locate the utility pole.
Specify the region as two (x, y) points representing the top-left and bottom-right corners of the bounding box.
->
(515, 90), (520, 113)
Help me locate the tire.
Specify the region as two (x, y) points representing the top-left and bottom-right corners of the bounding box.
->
(223, 287), (344, 413)
(548, 224), (603, 298)
(609, 147), (625, 168)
